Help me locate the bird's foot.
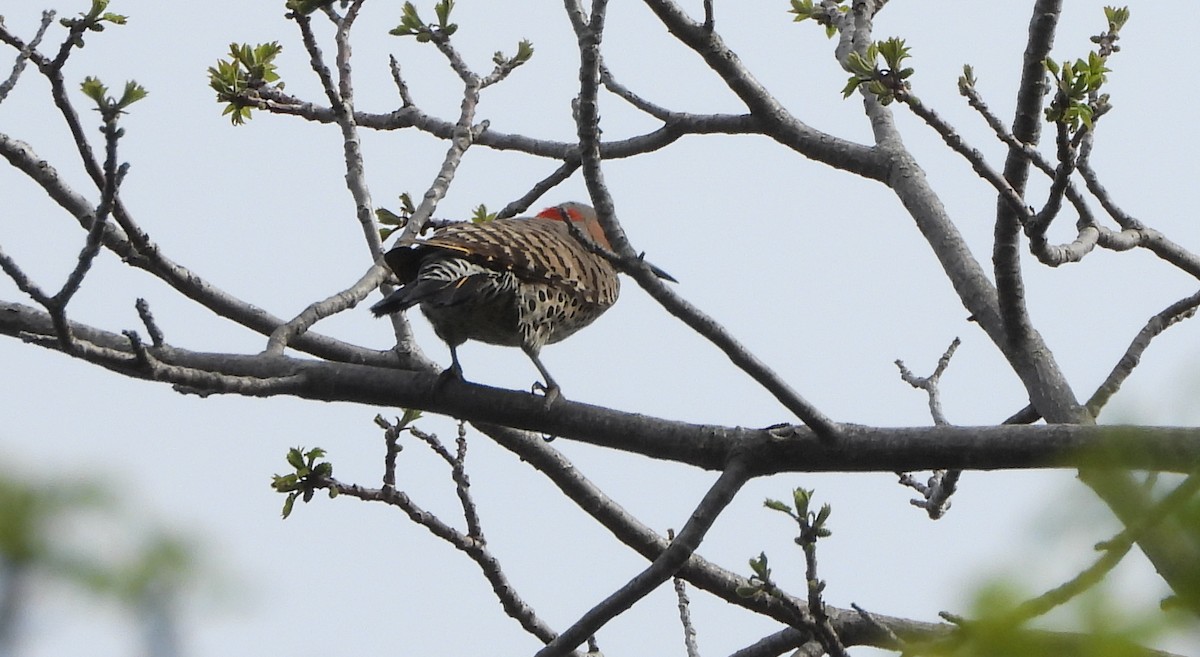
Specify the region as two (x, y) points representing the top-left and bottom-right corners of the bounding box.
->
(531, 380), (561, 408)
(434, 364), (464, 392)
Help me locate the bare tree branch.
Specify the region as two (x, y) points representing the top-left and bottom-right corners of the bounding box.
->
(535, 458), (751, 656)
(1088, 289), (1200, 417)
(574, 0), (838, 438)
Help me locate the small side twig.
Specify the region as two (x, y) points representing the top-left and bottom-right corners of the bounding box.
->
(263, 262), (391, 356)
(851, 603), (904, 650)
(496, 160), (582, 221)
(0, 10), (54, 102)
(667, 528), (702, 657)
(1087, 289), (1200, 417)
(388, 55), (415, 107)
(361, 416), (565, 647)
(895, 337), (960, 426)
(135, 298), (164, 347)
(895, 338), (962, 518)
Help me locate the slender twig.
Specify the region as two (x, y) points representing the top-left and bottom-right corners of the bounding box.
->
(1087, 290), (1200, 417)
(534, 458), (751, 657)
(453, 421), (483, 539)
(318, 473), (569, 649)
(294, 11), (342, 111)
(408, 421), (484, 540)
(573, 0), (839, 438)
(895, 339), (963, 518)
(395, 36), (482, 242)
(0, 10), (54, 102)
(135, 298), (164, 347)
(388, 55), (415, 107)
(902, 97), (1031, 225)
(895, 337), (960, 427)
(0, 246), (51, 306)
(496, 160), (582, 220)
(667, 529), (702, 657)
(727, 629), (809, 657)
(600, 63), (672, 121)
(263, 263), (391, 356)
(53, 110), (126, 310)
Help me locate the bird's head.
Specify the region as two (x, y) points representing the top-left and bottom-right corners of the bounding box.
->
(535, 202), (612, 250)
(535, 202), (678, 283)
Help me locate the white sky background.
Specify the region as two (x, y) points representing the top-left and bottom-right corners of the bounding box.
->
(2, 1), (1199, 655)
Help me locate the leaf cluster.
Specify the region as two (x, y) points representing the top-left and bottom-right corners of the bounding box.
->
(1043, 6), (1127, 131)
(843, 37), (913, 105)
(207, 42), (284, 126)
(270, 446), (335, 519)
(377, 193), (417, 242)
(390, 1), (458, 43)
(737, 551), (775, 598)
(285, 0), (339, 16)
(765, 487), (833, 544)
(787, 0), (847, 39)
(60, 0), (127, 47)
(469, 204), (496, 224)
(736, 489), (833, 598)
(491, 39), (535, 75)
(1043, 53), (1110, 131)
(80, 77), (147, 118)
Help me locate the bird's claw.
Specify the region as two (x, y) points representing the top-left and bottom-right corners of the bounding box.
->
(532, 381), (561, 408)
(434, 365), (463, 391)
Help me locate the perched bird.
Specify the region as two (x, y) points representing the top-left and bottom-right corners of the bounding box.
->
(371, 202), (669, 399)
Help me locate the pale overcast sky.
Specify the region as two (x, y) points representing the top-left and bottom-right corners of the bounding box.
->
(2, 2), (1199, 655)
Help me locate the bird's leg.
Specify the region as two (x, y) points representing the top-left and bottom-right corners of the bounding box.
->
(523, 346), (561, 406)
(435, 344), (465, 390)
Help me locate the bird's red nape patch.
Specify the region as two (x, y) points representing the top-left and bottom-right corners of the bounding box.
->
(536, 205), (583, 222)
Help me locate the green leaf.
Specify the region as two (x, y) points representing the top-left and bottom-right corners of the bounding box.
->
(749, 552), (770, 580)
(788, 0), (816, 21)
(841, 77), (863, 99)
(515, 39), (534, 64)
(390, 2), (427, 37)
(281, 491), (297, 519)
(286, 447), (305, 470)
(1104, 5), (1130, 31)
(434, 0), (454, 27)
(470, 205), (496, 224)
(764, 498), (792, 514)
(80, 76), (107, 103)
(400, 407), (423, 426)
(376, 208), (406, 226)
(793, 487), (813, 514)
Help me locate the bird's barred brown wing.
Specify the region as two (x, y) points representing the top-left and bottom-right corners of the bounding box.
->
(415, 218), (618, 306)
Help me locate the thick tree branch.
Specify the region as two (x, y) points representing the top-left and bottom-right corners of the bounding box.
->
(992, 0), (1062, 400)
(4, 300), (1200, 475)
(640, 0), (887, 181)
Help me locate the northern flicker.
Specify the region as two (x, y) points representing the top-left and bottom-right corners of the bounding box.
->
(370, 202), (668, 399)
